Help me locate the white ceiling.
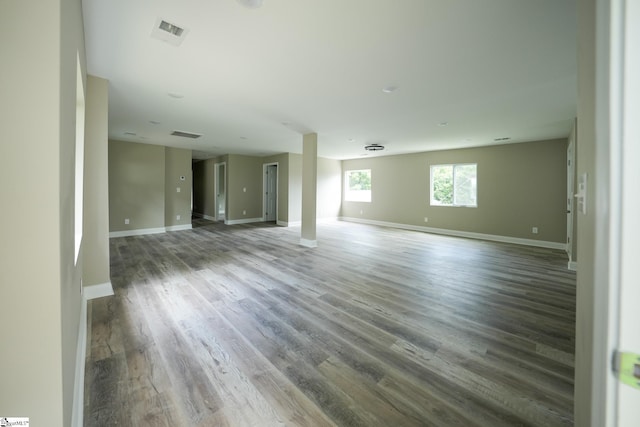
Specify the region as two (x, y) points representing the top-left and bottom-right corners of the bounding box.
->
(82, 0), (577, 160)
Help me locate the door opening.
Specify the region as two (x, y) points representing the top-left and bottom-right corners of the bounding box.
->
(214, 162), (226, 221)
(263, 163), (278, 222)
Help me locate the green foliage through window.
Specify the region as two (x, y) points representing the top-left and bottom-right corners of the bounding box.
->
(345, 169), (372, 202)
(430, 164), (477, 207)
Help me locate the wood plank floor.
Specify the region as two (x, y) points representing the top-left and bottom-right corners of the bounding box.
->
(84, 219), (576, 426)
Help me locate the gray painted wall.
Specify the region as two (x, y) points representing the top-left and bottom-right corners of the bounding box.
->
(0, 0), (87, 424)
(165, 147), (193, 227)
(108, 141), (192, 232)
(342, 138), (568, 243)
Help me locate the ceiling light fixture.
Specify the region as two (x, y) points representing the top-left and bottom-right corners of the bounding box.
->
(438, 122), (448, 127)
(364, 143), (384, 151)
(237, 0), (263, 9)
(382, 86), (398, 93)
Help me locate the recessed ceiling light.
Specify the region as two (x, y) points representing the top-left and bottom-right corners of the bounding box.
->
(168, 92), (184, 99)
(382, 86), (398, 93)
(438, 122), (448, 127)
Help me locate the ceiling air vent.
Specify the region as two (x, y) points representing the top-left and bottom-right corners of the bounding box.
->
(151, 18), (189, 46)
(171, 130), (202, 139)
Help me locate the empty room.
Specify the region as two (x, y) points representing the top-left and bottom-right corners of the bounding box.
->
(3, 0), (638, 426)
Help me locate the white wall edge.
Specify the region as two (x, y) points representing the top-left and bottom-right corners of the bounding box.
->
(71, 292), (88, 427)
(276, 220), (289, 227)
(224, 217), (263, 225)
(84, 282), (114, 300)
(338, 217), (566, 250)
(109, 227), (166, 238)
(568, 261), (578, 271)
(166, 224), (192, 232)
(300, 238), (318, 248)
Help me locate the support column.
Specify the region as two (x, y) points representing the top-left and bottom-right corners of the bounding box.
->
(300, 133), (318, 247)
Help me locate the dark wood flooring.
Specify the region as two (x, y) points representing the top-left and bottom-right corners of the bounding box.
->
(84, 219), (576, 426)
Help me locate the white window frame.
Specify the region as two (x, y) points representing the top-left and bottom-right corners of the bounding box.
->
(344, 169), (372, 202)
(430, 163), (477, 207)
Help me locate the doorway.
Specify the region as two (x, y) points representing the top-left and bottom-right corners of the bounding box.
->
(263, 163), (278, 222)
(214, 162), (226, 221)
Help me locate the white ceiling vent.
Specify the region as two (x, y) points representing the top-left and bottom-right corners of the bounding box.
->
(151, 18), (189, 46)
(171, 130), (202, 139)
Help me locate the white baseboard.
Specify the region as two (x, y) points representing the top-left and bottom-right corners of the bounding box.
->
(568, 261), (578, 271)
(109, 223), (195, 238)
(338, 217), (566, 250)
(224, 217), (263, 225)
(166, 224), (192, 232)
(203, 215), (217, 221)
(276, 218), (336, 227)
(109, 227), (166, 238)
(300, 238), (318, 248)
(83, 282), (114, 300)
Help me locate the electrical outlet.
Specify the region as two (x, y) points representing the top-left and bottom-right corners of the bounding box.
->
(360, 209), (363, 215)
(532, 227), (539, 234)
(176, 187), (181, 193)
(124, 218), (130, 225)
(424, 217), (429, 223)
(177, 215), (181, 220)
(243, 210), (246, 215)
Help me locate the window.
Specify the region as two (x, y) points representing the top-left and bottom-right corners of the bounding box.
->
(345, 169), (371, 202)
(74, 54), (85, 264)
(430, 163), (477, 207)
